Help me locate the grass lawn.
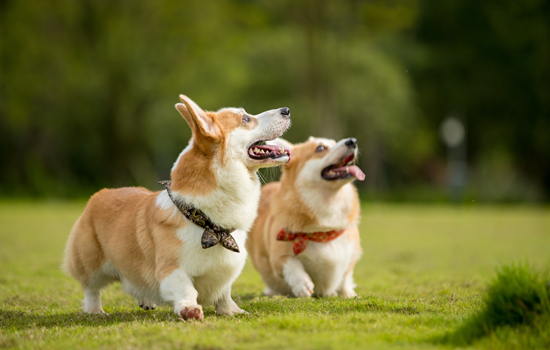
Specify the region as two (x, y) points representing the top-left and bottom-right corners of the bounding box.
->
(1, 201), (549, 349)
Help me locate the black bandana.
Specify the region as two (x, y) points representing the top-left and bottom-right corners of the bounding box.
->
(159, 181), (239, 253)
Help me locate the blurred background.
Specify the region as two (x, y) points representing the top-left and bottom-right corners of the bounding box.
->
(1, 0), (549, 202)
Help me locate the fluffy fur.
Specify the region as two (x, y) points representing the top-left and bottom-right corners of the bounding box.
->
(64, 95), (291, 320)
(246, 137), (363, 298)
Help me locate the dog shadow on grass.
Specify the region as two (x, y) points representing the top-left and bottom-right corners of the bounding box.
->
(0, 309), (185, 331)
(0, 294), (435, 331)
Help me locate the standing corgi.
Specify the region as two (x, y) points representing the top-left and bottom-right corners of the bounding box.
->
(63, 95), (291, 320)
(247, 137), (364, 298)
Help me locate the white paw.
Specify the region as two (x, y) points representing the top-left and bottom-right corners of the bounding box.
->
(339, 288), (357, 298)
(82, 308), (106, 314)
(263, 286), (276, 297)
(137, 300), (157, 310)
(215, 298), (248, 316)
(175, 303), (203, 321)
(216, 307), (248, 316)
(292, 278), (314, 297)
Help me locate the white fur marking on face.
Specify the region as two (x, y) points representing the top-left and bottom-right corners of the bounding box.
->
(309, 137), (336, 146)
(217, 107), (245, 114)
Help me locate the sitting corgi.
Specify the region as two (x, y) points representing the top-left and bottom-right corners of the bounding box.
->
(64, 95), (291, 320)
(247, 136), (364, 298)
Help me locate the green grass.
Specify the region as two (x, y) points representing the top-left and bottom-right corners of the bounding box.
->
(443, 263), (550, 346)
(1, 201), (549, 349)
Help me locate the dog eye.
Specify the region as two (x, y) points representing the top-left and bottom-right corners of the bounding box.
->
(316, 145), (326, 152)
(242, 114), (251, 123)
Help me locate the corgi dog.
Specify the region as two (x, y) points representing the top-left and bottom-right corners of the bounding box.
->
(246, 136), (364, 298)
(63, 95), (291, 320)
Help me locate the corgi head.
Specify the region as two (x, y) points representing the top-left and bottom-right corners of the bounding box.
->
(271, 136), (365, 190)
(171, 95), (291, 196)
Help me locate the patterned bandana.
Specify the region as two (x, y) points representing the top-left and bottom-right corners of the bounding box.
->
(159, 181), (239, 253)
(276, 228), (345, 255)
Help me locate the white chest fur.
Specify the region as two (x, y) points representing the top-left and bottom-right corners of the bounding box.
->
(298, 235), (355, 295)
(155, 183), (250, 306)
(175, 224), (248, 305)
(296, 173), (357, 232)
(171, 157), (262, 232)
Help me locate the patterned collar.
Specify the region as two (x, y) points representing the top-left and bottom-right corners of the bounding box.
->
(276, 228), (345, 255)
(159, 181), (239, 253)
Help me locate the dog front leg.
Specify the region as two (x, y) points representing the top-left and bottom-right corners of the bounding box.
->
(215, 285), (247, 316)
(160, 268), (203, 320)
(273, 255), (314, 297)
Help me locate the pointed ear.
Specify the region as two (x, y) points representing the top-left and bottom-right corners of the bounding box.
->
(175, 95), (221, 140)
(267, 138), (294, 153)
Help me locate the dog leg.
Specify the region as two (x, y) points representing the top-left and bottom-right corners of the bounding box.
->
(137, 299), (157, 310)
(215, 285), (247, 316)
(337, 257), (358, 298)
(83, 289), (105, 314)
(282, 258), (314, 297)
(263, 286), (276, 297)
(337, 273), (357, 298)
(160, 268), (203, 320)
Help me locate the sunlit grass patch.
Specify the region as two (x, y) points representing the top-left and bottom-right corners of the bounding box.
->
(1, 202), (549, 349)
(443, 264), (550, 346)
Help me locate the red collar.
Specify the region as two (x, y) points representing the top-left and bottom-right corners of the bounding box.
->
(276, 228), (346, 255)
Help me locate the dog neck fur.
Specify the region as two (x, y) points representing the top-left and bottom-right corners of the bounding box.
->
(296, 169), (359, 231)
(271, 140), (360, 233)
(168, 140), (261, 232)
(159, 96), (290, 232)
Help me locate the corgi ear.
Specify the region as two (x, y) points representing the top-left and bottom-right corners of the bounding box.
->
(176, 95), (221, 140)
(267, 138), (294, 153)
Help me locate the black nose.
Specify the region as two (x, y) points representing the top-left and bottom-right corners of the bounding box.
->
(279, 107), (290, 118)
(345, 138), (357, 148)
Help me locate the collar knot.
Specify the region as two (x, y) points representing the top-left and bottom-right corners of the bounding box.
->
(159, 180), (239, 253)
(276, 228), (345, 255)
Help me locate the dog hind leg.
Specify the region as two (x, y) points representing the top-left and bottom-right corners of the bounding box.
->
(215, 285), (247, 316)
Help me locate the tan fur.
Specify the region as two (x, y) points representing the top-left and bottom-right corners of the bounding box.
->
(247, 138), (362, 298)
(64, 187), (186, 291)
(64, 95), (291, 318)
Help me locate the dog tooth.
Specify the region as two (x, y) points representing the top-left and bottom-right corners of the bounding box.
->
(254, 148), (260, 153)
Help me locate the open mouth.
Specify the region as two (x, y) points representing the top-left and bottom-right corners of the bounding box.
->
(321, 153), (365, 181)
(248, 141), (291, 162)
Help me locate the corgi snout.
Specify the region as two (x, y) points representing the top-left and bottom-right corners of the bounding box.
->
(279, 107), (290, 118)
(345, 138), (357, 148)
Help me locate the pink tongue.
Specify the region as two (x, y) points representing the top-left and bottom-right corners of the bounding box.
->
(257, 145), (284, 152)
(333, 165), (365, 181)
(251, 144), (291, 162)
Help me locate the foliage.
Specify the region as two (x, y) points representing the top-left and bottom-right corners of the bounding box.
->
(1, 0), (549, 200)
(1, 202), (550, 349)
(444, 264), (550, 345)
(412, 0), (550, 200)
(0, 0), (420, 198)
